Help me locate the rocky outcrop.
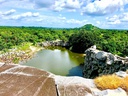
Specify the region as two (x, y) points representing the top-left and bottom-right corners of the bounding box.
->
(41, 40), (69, 47)
(0, 63), (56, 96)
(54, 76), (96, 96)
(0, 63), (127, 96)
(83, 45), (128, 79)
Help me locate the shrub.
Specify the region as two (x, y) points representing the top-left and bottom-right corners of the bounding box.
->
(94, 75), (122, 90)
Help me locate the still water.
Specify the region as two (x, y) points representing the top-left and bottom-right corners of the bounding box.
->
(22, 46), (84, 76)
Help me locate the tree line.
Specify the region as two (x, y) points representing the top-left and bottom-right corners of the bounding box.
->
(0, 24), (128, 56)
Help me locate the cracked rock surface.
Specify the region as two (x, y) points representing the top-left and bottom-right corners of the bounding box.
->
(0, 63), (56, 96)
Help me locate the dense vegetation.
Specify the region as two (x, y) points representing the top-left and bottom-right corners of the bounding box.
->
(0, 26), (75, 51)
(69, 24), (128, 56)
(0, 24), (128, 56)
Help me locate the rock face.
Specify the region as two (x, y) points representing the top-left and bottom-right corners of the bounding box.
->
(83, 45), (128, 79)
(0, 63), (127, 96)
(0, 63), (57, 96)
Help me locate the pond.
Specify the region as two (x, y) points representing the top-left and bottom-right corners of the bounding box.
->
(21, 46), (84, 76)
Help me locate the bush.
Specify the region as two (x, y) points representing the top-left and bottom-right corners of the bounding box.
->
(68, 31), (100, 53)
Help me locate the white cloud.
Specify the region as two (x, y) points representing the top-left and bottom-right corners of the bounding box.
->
(107, 15), (118, 22)
(0, 0), (33, 10)
(52, 0), (65, 11)
(120, 12), (128, 22)
(66, 19), (87, 25)
(9, 12), (39, 20)
(29, 0), (128, 17)
(1, 0), (127, 17)
(34, 14), (88, 27)
(64, 0), (81, 9)
(32, 0), (54, 8)
(0, 9), (16, 18)
(2, 9), (16, 16)
(107, 12), (128, 25)
(96, 21), (101, 24)
(31, 0), (82, 11)
(82, 0), (128, 15)
(108, 20), (121, 25)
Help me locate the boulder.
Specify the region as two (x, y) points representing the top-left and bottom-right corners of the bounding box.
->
(96, 51), (107, 61)
(115, 71), (128, 78)
(83, 46), (128, 79)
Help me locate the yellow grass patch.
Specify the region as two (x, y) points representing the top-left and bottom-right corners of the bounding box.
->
(94, 74), (128, 92)
(121, 76), (128, 92)
(94, 75), (122, 90)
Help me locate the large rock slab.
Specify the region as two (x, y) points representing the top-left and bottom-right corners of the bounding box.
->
(54, 76), (96, 96)
(0, 63), (57, 96)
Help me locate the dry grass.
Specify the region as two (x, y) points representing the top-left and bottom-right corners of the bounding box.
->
(94, 75), (122, 90)
(121, 76), (128, 92)
(94, 74), (128, 92)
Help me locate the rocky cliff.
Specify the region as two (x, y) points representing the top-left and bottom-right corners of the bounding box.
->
(0, 63), (127, 96)
(83, 45), (128, 79)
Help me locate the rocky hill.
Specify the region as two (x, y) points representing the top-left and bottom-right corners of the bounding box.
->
(80, 24), (100, 31)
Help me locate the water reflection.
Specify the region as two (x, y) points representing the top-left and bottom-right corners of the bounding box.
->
(67, 64), (84, 77)
(21, 46), (84, 76)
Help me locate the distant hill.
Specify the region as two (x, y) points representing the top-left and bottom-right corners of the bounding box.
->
(80, 24), (100, 31)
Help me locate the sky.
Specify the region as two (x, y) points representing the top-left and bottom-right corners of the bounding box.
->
(0, 0), (128, 29)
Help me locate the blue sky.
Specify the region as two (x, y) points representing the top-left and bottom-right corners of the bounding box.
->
(0, 0), (128, 29)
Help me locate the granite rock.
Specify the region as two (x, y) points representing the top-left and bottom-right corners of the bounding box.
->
(83, 45), (128, 79)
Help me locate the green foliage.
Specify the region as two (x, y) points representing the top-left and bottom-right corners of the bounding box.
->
(69, 31), (100, 53)
(13, 57), (20, 64)
(0, 26), (74, 51)
(80, 24), (99, 31)
(17, 42), (32, 51)
(69, 26), (128, 56)
(0, 24), (128, 56)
